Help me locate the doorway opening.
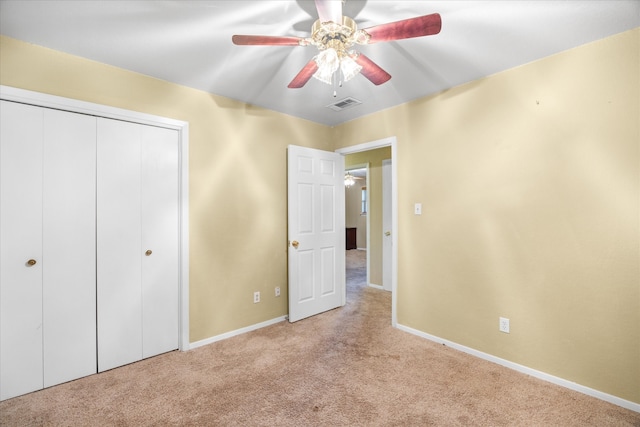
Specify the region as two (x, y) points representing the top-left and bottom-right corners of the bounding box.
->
(345, 165), (369, 303)
(337, 137), (397, 326)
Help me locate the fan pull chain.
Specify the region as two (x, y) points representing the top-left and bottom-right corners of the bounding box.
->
(332, 69), (345, 98)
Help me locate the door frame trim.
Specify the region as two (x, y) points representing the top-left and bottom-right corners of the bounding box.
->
(336, 137), (398, 327)
(381, 158), (392, 292)
(0, 85), (190, 351)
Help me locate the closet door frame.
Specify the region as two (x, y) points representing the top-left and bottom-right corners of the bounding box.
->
(0, 85), (191, 352)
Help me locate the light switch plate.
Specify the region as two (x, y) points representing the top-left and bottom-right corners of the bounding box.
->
(414, 203), (422, 215)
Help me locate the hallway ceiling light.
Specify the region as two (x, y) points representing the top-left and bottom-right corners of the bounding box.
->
(344, 172), (356, 187)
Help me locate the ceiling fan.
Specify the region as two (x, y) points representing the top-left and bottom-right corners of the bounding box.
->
(232, 0), (441, 90)
(344, 171), (364, 187)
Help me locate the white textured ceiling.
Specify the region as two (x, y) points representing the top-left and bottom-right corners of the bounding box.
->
(1, 1), (638, 126)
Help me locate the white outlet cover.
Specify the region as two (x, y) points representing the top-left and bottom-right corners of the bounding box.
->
(499, 317), (510, 333)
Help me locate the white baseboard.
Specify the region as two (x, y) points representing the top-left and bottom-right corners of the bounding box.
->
(189, 315), (287, 350)
(396, 324), (640, 413)
(368, 283), (384, 290)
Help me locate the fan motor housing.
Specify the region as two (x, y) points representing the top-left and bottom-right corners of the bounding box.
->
(312, 16), (358, 51)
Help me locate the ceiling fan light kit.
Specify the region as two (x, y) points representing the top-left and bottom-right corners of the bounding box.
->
(232, 0), (441, 91)
(309, 16), (363, 86)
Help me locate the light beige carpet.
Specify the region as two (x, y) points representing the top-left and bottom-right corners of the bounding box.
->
(1, 249), (638, 426)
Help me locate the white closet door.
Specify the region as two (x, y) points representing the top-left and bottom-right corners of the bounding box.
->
(141, 125), (179, 358)
(97, 118), (143, 372)
(0, 101), (44, 400)
(42, 109), (97, 387)
(97, 119), (179, 372)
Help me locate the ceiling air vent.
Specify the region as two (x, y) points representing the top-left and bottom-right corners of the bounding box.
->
(326, 97), (362, 112)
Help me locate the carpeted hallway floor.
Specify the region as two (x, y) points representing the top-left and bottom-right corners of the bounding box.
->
(1, 249), (638, 426)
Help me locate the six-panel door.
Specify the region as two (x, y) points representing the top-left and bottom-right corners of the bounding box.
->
(287, 145), (346, 323)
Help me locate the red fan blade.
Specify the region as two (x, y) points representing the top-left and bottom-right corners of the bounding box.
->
(315, 0), (342, 24)
(288, 59), (319, 88)
(232, 35), (303, 46)
(361, 13), (441, 44)
(352, 53), (391, 85)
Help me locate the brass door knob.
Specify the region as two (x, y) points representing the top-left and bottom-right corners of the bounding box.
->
(145, 250), (152, 256)
(27, 259), (37, 266)
(291, 241), (299, 249)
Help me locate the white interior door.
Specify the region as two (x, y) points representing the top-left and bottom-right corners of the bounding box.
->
(97, 118), (144, 372)
(141, 125), (179, 358)
(42, 108), (97, 387)
(0, 101), (44, 400)
(287, 145), (345, 322)
(382, 159), (392, 292)
(97, 118), (179, 372)
(1, 87), (188, 395)
(1, 102), (97, 400)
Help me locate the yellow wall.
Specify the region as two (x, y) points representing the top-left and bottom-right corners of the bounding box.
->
(0, 35), (334, 342)
(335, 29), (640, 403)
(345, 147), (392, 286)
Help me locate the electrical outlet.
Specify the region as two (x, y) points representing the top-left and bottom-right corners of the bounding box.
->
(275, 287), (281, 297)
(499, 317), (510, 333)
(253, 291), (260, 303)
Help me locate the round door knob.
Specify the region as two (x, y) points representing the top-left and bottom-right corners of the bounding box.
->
(145, 250), (153, 256)
(291, 241), (299, 249)
(27, 259), (37, 266)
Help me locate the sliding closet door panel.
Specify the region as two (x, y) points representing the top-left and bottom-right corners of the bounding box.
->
(97, 118), (143, 372)
(141, 125), (180, 358)
(0, 101), (44, 400)
(42, 109), (97, 387)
